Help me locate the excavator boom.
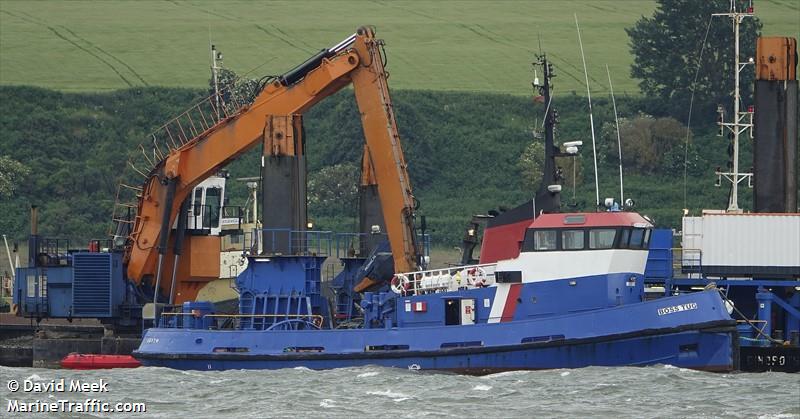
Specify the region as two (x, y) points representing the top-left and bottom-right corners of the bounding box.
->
(124, 27), (418, 302)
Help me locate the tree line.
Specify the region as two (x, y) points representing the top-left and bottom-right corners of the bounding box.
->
(0, 0), (761, 246)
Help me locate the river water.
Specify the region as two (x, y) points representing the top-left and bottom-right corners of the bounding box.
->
(1, 365), (798, 418)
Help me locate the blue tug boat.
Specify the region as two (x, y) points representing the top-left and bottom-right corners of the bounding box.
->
(134, 212), (737, 372)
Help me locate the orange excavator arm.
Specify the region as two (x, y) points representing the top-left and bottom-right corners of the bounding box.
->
(125, 27), (418, 302)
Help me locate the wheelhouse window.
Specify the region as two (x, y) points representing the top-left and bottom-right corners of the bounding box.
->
(562, 230), (585, 250)
(629, 228), (645, 248)
(522, 226), (650, 252)
(589, 229), (616, 249)
(534, 230), (558, 251)
(628, 228), (651, 249)
(618, 228), (631, 249)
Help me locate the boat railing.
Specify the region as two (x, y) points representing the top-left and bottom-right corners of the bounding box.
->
(159, 312), (324, 330)
(333, 232), (387, 259)
(394, 263), (498, 296)
(675, 247), (702, 274)
(246, 228), (334, 257)
(333, 232), (433, 260)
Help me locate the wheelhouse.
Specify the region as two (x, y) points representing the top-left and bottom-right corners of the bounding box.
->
(521, 212), (653, 253)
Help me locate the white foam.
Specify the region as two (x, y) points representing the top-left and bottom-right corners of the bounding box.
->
(208, 379), (229, 384)
(320, 399), (336, 408)
(367, 389), (411, 402)
(482, 370), (527, 378)
(472, 385), (492, 391)
(560, 371), (570, 377)
(25, 374), (43, 381)
(357, 371), (380, 378)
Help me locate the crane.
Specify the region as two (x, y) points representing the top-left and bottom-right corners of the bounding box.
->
(121, 26), (419, 304)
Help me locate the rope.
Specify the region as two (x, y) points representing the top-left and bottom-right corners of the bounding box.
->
(716, 288), (785, 345)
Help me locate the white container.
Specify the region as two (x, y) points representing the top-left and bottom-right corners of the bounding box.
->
(682, 212), (800, 276)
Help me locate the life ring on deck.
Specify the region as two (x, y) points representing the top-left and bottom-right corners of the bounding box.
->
(390, 274), (411, 294)
(466, 267), (487, 287)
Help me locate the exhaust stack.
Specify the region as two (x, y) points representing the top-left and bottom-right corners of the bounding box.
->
(28, 205), (39, 267)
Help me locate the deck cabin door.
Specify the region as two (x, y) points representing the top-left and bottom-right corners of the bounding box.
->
(460, 299), (475, 325)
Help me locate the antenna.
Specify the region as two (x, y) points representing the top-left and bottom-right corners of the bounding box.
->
(537, 33), (543, 55)
(712, 2), (754, 213)
(575, 14), (600, 207)
(683, 15), (715, 212)
(606, 64), (624, 205)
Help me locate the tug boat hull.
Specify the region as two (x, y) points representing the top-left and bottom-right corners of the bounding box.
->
(134, 290), (737, 372)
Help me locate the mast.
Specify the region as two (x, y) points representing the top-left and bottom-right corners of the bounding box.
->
(538, 55), (557, 193)
(531, 53), (562, 214)
(713, 2), (755, 213)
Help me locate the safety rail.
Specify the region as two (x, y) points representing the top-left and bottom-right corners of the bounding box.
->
(158, 312), (324, 330)
(675, 248), (702, 274)
(34, 238), (71, 267)
(87, 239), (113, 252)
(248, 229), (333, 257)
(333, 232), (432, 260)
(392, 263), (498, 296)
(185, 204), (243, 231)
(334, 232), (385, 259)
(220, 206), (245, 226)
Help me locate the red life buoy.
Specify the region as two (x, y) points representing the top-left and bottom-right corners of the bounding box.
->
(390, 274), (410, 294)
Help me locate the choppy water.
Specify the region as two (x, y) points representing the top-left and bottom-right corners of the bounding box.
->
(1, 365), (798, 418)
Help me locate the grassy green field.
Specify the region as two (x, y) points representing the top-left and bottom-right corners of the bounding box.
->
(1, 1), (797, 94)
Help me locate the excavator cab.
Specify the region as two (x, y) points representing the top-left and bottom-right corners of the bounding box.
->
(185, 175), (226, 236)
